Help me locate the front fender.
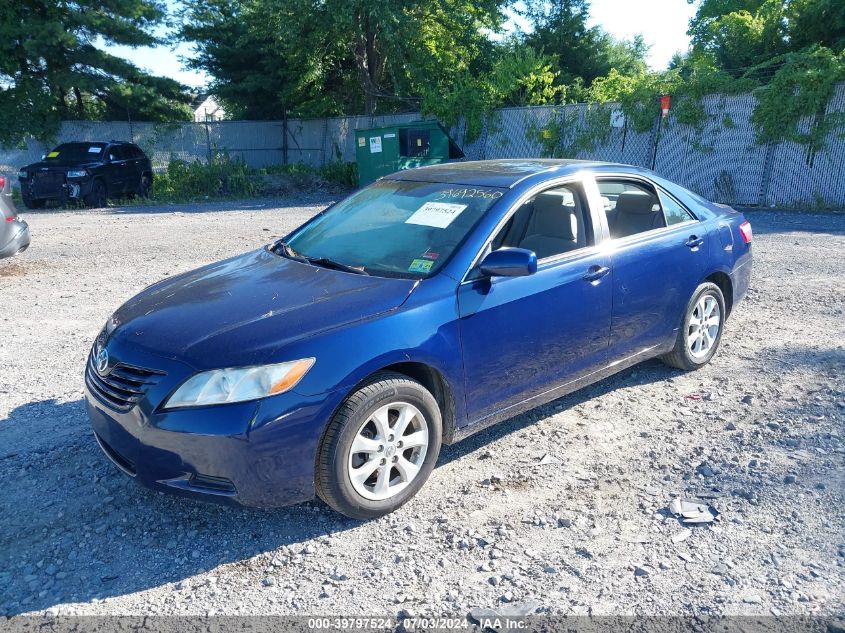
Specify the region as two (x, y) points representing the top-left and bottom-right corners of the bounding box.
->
(285, 281), (468, 428)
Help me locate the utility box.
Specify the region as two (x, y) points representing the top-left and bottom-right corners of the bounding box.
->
(355, 120), (464, 186)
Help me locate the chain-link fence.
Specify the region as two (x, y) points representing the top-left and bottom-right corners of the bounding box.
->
(2, 83), (844, 207)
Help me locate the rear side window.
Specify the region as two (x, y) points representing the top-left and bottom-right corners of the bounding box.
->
(598, 180), (664, 239)
(598, 179), (697, 239)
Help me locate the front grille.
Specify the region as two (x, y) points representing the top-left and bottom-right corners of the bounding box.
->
(85, 353), (166, 411)
(32, 171), (64, 197)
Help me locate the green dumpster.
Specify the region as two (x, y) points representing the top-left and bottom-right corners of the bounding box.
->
(355, 120), (464, 186)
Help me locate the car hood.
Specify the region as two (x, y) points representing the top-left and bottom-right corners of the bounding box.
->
(109, 248), (418, 368)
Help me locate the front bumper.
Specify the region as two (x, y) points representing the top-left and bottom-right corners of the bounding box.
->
(84, 344), (340, 508)
(21, 177), (94, 201)
(0, 220), (30, 259)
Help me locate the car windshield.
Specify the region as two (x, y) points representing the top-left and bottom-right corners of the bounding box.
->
(44, 143), (106, 162)
(283, 180), (506, 278)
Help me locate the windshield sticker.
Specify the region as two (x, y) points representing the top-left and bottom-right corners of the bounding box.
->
(421, 250), (440, 260)
(408, 259), (434, 273)
(47, 151), (59, 158)
(88, 146), (101, 153)
(434, 188), (503, 201)
(369, 136), (382, 153)
(406, 201), (467, 229)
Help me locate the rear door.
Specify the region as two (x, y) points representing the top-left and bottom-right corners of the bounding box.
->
(457, 178), (612, 425)
(125, 145), (144, 192)
(596, 177), (707, 361)
(104, 145), (128, 194)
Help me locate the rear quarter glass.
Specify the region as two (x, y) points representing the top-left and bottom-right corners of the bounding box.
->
(285, 181), (507, 279)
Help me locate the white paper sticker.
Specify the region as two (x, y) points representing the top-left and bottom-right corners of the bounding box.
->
(383, 133), (396, 138)
(88, 146), (102, 153)
(369, 136), (382, 153)
(405, 202), (467, 229)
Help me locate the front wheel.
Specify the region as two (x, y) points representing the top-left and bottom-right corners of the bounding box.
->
(662, 282), (726, 371)
(316, 372), (442, 519)
(84, 179), (107, 208)
(22, 193), (46, 209)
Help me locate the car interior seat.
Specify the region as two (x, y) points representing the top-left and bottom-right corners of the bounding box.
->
(610, 190), (665, 239)
(519, 191), (584, 259)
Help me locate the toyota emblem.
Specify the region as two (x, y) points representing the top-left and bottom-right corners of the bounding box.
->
(95, 345), (110, 375)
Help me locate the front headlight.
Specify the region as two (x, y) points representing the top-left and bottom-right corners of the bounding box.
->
(164, 358), (315, 409)
(18, 170), (27, 180)
(66, 170), (87, 178)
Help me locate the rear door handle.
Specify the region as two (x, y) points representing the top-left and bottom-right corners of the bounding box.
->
(685, 235), (704, 249)
(583, 265), (610, 282)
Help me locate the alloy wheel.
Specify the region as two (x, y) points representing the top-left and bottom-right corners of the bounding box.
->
(347, 402), (429, 501)
(687, 294), (721, 359)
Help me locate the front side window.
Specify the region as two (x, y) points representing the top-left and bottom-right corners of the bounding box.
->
(284, 180), (506, 278)
(491, 183), (592, 260)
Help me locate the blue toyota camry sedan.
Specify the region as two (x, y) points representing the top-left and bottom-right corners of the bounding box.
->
(85, 159), (752, 518)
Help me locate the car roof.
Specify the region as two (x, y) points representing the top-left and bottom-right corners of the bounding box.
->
(386, 159), (651, 188)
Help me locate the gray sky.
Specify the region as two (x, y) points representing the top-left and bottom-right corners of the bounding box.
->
(99, 0), (696, 89)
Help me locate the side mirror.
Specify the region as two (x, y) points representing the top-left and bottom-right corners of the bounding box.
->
(479, 247), (537, 278)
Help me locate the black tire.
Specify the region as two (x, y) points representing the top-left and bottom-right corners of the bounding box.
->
(22, 193), (46, 209)
(84, 179), (107, 208)
(662, 282), (726, 371)
(316, 371), (442, 520)
(137, 173), (152, 198)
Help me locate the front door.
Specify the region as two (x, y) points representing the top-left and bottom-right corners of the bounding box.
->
(457, 180), (612, 425)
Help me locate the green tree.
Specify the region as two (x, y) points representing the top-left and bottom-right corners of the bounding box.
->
(688, 0), (845, 72)
(0, 0), (191, 146)
(182, 0), (508, 118)
(521, 0), (649, 88)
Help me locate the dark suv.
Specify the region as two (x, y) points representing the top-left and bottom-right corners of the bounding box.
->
(18, 141), (153, 208)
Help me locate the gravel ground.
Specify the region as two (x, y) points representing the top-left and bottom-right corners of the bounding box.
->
(0, 198), (843, 618)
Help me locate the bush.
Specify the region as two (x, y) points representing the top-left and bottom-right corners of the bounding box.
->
(262, 161), (358, 188)
(319, 161), (358, 187)
(153, 153), (261, 201)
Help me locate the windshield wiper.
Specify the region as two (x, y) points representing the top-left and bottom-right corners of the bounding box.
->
(272, 241), (369, 275)
(304, 256), (370, 276)
(273, 240), (309, 263)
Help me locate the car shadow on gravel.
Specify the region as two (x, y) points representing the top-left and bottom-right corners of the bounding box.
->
(438, 358), (681, 464)
(0, 359), (683, 615)
(0, 397), (365, 615)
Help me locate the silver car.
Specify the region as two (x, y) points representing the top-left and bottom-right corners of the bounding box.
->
(0, 174), (30, 259)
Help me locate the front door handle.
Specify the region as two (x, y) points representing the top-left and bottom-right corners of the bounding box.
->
(685, 235), (704, 249)
(583, 265), (610, 282)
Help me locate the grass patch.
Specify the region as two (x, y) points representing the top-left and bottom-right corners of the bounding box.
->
(145, 155), (357, 204)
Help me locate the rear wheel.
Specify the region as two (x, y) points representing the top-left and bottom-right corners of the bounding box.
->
(316, 372), (442, 519)
(662, 282), (726, 370)
(84, 179), (107, 208)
